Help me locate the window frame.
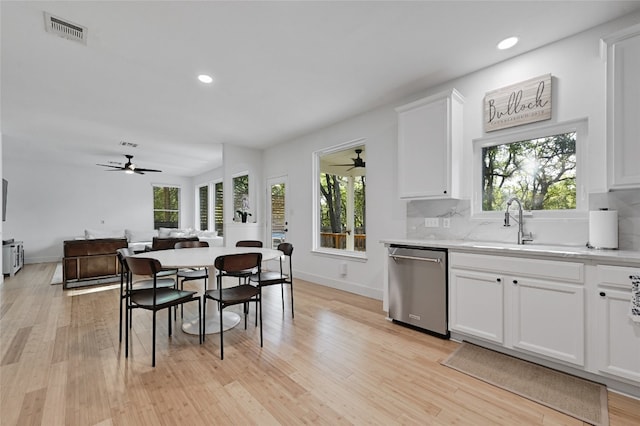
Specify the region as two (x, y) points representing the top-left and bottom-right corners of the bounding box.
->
(213, 179), (224, 237)
(195, 182), (210, 231)
(232, 172), (250, 222)
(152, 183), (181, 229)
(471, 118), (588, 220)
(312, 138), (367, 260)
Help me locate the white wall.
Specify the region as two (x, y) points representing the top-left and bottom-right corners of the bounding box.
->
(261, 13), (640, 299)
(3, 12), (639, 297)
(2, 139), (193, 263)
(222, 143), (265, 246)
(262, 105), (406, 299)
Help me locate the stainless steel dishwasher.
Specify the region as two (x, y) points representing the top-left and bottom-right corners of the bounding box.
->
(388, 245), (449, 338)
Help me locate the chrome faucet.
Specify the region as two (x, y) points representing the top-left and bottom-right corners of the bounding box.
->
(504, 196), (533, 245)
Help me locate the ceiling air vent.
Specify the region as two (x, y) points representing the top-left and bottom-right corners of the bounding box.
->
(43, 12), (87, 45)
(119, 141), (138, 148)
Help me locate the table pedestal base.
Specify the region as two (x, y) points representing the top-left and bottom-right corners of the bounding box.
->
(182, 307), (241, 335)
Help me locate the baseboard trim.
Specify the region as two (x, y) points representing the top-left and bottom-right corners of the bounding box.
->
(295, 270), (382, 300)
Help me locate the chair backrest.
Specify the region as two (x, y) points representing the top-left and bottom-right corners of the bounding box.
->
(236, 240), (263, 248)
(175, 240), (209, 249)
(125, 256), (163, 277)
(151, 236), (199, 251)
(215, 252), (262, 275)
(277, 242), (293, 256)
(116, 247), (133, 272)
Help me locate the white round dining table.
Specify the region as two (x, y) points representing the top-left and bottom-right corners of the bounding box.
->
(132, 246), (282, 335)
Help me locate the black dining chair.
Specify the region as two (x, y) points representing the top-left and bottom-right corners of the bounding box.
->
(227, 240), (263, 284)
(203, 252), (263, 360)
(124, 256), (201, 367)
(250, 242), (294, 319)
(116, 248), (176, 343)
(174, 240), (210, 318)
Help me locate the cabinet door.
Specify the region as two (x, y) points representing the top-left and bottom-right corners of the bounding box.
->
(449, 268), (504, 344)
(595, 286), (640, 383)
(397, 96), (448, 198)
(606, 25), (640, 189)
(510, 277), (584, 366)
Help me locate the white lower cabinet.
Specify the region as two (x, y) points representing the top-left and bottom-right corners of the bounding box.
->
(449, 269), (504, 344)
(449, 252), (585, 366)
(594, 265), (640, 383)
(510, 277), (584, 365)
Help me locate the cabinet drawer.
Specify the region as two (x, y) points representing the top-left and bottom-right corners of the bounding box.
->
(597, 264), (640, 289)
(450, 252), (583, 283)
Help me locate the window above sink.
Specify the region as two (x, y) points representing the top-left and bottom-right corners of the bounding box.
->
(471, 118), (588, 221)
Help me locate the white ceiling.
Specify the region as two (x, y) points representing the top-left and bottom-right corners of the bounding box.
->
(2, 1), (639, 177)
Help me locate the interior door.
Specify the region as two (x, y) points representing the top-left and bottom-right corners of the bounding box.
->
(267, 176), (288, 249)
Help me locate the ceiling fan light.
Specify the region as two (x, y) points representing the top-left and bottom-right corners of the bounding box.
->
(125, 169), (134, 175)
(198, 74), (213, 84)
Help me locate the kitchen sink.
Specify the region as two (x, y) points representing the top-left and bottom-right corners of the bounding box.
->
(458, 241), (587, 255)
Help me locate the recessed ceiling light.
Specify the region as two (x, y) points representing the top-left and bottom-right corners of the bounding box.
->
(497, 36), (519, 50)
(198, 74), (213, 84)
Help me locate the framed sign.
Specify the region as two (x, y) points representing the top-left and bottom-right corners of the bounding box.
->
(484, 73), (552, 132)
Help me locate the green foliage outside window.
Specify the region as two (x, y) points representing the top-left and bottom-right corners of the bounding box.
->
(233, 175), (249, 214)
(319, 174), (366, 233)
(482, 132), (576, 211)
(214, 181), (224, 236)
(153, 186), (180, 229)
(199, 185), (209, 230)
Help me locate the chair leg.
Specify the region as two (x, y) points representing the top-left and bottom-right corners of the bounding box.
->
(258, 293), (263, 347)
(219, 302), (224, 360)
(197, 298), (202, 344)
(125, 299), (130, 358)
(280, 283), (285, 311)
(202, 297), (207, 342)
(168, 307), (172, 337)
(152, 311), (157, 367)
(290, 282), (295, 318)
(119, 295), (123, 343)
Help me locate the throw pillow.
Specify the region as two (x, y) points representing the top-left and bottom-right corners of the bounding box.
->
(125, 229), (158, 243)
(84, 229), (125, 239)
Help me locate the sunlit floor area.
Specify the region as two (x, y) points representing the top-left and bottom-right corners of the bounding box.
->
(1, 263), (639, 425)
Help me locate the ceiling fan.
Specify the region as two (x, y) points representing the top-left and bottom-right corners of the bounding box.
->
(96, 154), (162, 175)
(332, 149), (366, 171)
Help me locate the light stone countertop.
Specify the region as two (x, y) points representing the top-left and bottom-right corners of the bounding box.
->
(380, 238), (640, 267)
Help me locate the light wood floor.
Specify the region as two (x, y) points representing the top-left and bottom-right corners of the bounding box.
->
(1, 263), (639, 425)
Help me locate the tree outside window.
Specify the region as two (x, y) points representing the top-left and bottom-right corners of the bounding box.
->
(482, 132), (576, 211)
(153, 185), (180, 229)
(198, 184), (209, 230)
(214, 181), (224, 236)
(317, 145), (366, 252)
(233, 174), (250, 222)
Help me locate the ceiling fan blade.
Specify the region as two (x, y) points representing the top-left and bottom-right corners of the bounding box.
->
(134, 170), (145, 175)
(134, 168), (162, 173)
(332, 163), (355, 167)
(96, 164), (123, 169)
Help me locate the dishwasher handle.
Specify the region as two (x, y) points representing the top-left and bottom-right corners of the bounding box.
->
(389, 253), (441, 263)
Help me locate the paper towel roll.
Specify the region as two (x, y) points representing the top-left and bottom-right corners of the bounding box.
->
(589, 210), (618, 249)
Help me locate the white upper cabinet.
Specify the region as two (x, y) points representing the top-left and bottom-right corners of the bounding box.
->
(396, 89), (464, 199)
(605, 24), (640, 190)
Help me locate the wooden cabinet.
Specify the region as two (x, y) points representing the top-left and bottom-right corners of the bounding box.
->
(449, 252), (585, 366)
(396, 89), (464, 199)
(593, 265), (640, 384)
(605, 24), (640, 190)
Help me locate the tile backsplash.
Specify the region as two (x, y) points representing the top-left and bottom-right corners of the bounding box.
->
(406, 189), (640, 250)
